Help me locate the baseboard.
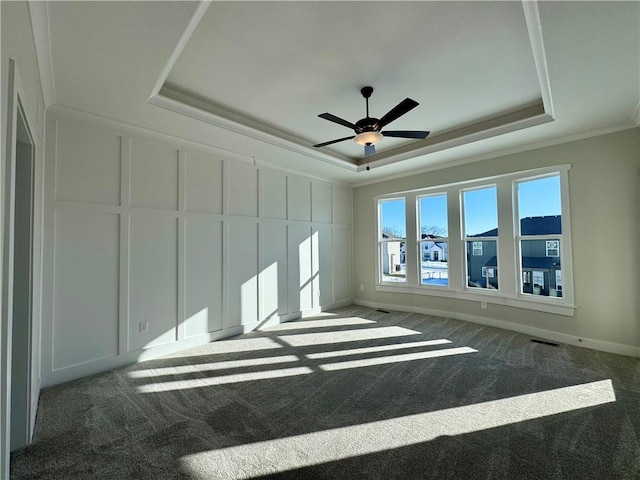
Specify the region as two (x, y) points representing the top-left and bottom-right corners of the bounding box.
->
(42, 300), (355, 388)
(354, 299), (640, 358)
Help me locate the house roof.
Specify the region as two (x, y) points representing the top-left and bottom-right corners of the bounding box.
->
(483, 256), (559, 269)
(474, 215), (561, 237)
(382, 231), (404, 241)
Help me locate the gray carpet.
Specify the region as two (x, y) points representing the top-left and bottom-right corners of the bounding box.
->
(10, 306), (640, 479)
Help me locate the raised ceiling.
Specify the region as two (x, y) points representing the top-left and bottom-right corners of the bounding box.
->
(42, 1), (640, 183)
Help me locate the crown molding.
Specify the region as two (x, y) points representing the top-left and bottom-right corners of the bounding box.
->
(28, 1), (56, 107)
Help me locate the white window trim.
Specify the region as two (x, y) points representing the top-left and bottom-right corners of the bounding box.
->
(374, 165), (575, 316)
(417, 192), (449, 287)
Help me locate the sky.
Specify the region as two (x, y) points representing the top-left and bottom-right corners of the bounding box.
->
(381, 175), (561, 238)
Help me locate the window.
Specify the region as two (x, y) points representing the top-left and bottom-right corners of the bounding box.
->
(418, 194), (448, 286)
(374, 165), (574, 315)
(378, 198), (406, 283)
(516, 175), (562, 297)
(463, 186), (498, 290)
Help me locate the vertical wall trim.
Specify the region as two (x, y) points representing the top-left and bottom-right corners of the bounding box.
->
(118, 136), (131, 355)
(177, 150), (186, 341)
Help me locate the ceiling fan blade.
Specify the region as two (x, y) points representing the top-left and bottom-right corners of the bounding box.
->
(313, 136), (355, 148)
(381, 130), (430, 139)
(364, 144), (376, 156)
(376, 98), (419, 129)
(318, 113), (357, 130)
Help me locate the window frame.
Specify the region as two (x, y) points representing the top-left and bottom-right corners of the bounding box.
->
(374, 165), (575, 316)
(514, 173), (565, 301)
(416, 192), (449, 288)
(376, 197), (407, 285)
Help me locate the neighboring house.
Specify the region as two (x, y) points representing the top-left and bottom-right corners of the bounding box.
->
(421, 234), (447, 262)
(467, 216), (562, 294)
(381, 231), (405, 275)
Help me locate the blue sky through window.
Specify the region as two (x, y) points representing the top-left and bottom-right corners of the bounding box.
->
(380, 199), (406, 237)
(518, 175), (561, 219)
(381, 176), (561, 240)
(419, 194), (447, 236)
(464, 187), (498, 236)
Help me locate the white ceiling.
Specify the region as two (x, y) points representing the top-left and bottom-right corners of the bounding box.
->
(43, 1), (639, 184)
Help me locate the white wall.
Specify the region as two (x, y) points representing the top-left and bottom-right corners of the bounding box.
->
(353, 128), (640, 356)
(42, 113), (353, 387)
(1, 1), (47, 475)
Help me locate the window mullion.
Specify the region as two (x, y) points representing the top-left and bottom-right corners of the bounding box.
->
(447, 187), (463, 290)
(405, 193), (418, 286)
(497, 177), (517, 296)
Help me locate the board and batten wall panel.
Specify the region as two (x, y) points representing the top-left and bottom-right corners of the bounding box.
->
(288, 176), (311, 222)
(55, 121), (121, 205)
(130, 140), (178, 210)
(227, 161), (257, 217)
(43, 114), (353, 386)
(128, 215), (178, 351)
(333, 227), (353, 303)
(314, 226), (334, 307)
(184, 217), (223, 338)
(185, 150), (223, 214)
(288, 225), (314, 313)
(259, 223), (288, 321)
(312, 181), (333, 223)
(227, 219), (259, 326)
(260, 169), (287, 219)
(52, 210), (119, 369)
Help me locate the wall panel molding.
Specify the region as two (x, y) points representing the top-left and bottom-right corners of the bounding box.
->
(42, 114), (353, 387)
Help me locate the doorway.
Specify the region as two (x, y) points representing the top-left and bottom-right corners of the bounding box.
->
(10, 101), (35, 451)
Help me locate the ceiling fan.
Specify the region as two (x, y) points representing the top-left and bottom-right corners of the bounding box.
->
(313, 86), (430, 156)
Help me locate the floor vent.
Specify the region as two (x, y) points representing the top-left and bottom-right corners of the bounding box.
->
(376, 309), (390, 314)
(531, 338), (559, 347)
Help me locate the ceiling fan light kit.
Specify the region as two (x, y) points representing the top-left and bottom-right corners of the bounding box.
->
(313, 86), (430, 156)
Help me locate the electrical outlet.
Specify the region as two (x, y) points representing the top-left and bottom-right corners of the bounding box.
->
(360, 284), (364, 291)
(139, 321), (149, 333)
(480, 301), (487, 310)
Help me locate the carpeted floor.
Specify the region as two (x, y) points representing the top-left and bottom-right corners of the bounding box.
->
(10, 306), (640, 479)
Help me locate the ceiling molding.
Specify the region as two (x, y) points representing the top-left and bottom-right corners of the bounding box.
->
(27, 1), (56, 107)
(48, 103), (353, 186)
(148, 1), (557, 175)
(150, 86), (358, 172)
(352, 123), (637, 188)
(148, 1), (212, 100)
(357, 104), (552, 172)
(522, 0), (555, 119)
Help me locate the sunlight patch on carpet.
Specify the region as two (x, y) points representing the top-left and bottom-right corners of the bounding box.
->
(279, 326), (420, 347)
(128, 355), (301, 379)
(136, 366), (313, 392)
(266, 317), (376, 331)
(318, 346), (477, 370)
(306, 339), (452, 359)
(180, 380), (616, 479)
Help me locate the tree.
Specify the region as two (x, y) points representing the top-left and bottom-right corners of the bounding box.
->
(382, 226), (405, 239)
(421, 225), (446, 237)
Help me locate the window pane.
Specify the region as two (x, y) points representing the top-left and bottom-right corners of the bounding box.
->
(521, 239), (562, 297)
(518, 176), (561, 235)
(466, 240), (498, 289)
(419, 194), (448, 237)
(380, 199), (406, 239)
(420, 241), (448, 286)
(463, 187), (498, 237)
(380, 241), (406, 282)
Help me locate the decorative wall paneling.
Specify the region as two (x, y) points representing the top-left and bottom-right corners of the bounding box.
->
(43, 116), (352, 386)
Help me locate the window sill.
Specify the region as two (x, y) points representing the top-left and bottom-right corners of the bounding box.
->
(375, 284), (576, 316)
